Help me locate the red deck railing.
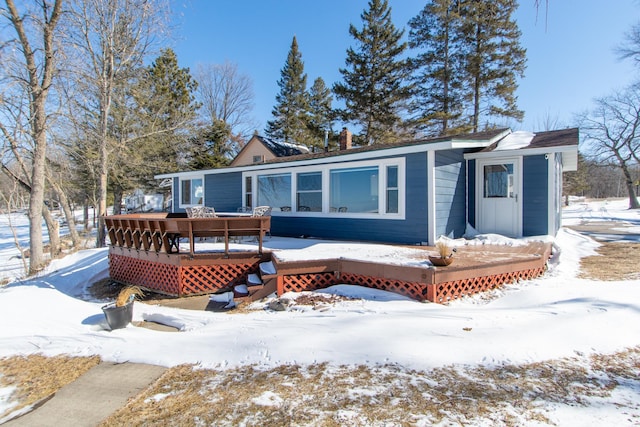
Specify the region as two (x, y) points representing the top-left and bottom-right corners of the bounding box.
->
(103, 213), (270, 257)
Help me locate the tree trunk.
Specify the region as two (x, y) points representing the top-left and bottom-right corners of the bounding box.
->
(56, 186), (81, 248)
(113, 186), (124, 215)
(620, 163), (640, 209)
(42, 205), (61, 258)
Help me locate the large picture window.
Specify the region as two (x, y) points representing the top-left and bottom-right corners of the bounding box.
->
(243, 159), (403, 218)
(330, 166), (378, 213)
(258, 173), (291, 211)
(180, 177), (203, 206)
(297, 172), (322, 212)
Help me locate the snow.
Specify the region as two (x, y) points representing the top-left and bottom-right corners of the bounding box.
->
(0, 199), (639, 423)
(494, 130), (535, 151)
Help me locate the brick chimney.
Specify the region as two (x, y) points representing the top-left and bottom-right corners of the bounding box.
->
(339, 127), (352, 151)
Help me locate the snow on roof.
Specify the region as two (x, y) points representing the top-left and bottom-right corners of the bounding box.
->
(494, 131), (536, 151)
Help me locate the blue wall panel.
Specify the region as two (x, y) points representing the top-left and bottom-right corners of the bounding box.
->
(205, 172), (242, 212)
(523, 155), (549, 235)
(435, 150), (466, 238)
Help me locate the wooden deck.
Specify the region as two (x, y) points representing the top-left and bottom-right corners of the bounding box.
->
(106, 219), (552, 303)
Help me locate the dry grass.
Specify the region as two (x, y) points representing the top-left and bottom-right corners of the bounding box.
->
(100, 347), (640, 426)
(0, 354), (100, 420)
(578, 241), (640, 280)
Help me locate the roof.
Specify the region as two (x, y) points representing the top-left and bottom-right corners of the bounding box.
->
(255, 135), (310, 157)
(248, 128), (510, 167)
(157, 127), (579, 179)
(479, 128), (579, 153)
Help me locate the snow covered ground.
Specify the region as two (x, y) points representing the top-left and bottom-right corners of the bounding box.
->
(0, 198), (639, 424)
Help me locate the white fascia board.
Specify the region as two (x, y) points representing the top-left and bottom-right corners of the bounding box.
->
(156, 139), (496, 180)
(464, 145), (577, 160)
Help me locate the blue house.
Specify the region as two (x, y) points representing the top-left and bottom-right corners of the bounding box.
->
(156, 127), (578, 245)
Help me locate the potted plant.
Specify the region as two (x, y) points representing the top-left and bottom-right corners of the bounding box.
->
(428, 241), (456, 266)
(102, 286), (143, 330)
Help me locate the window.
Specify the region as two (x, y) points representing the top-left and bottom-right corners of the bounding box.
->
(257, 173), (291, 211)
(243, 159), (404, 218)
(245, 176), (253, 209)
(330, 166), (378, 213)
(484, 164), (514, 198)
(297, 172), (322, 212)
(180, 177), (203, 206)
(253, 155), (264, 163)
(386, 165), (399, 213)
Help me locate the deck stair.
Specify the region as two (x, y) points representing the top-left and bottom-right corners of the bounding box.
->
(232, 261), (279, 304)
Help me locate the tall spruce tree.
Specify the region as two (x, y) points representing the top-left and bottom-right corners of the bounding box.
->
(459, 0), (526, 131)
(265, 36), (311, 145)
(408, 0), (467, 136)
(333, 0), (411, 144)
(307, 77), (334, 152)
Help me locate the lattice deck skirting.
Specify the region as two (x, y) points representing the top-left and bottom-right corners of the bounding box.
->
(277, 265), (547, 304)
(109, 252), (264, 296)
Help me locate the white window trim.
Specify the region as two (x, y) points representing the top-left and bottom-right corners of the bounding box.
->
(178, 175), (204, 208)
(242, 158), (406, 220)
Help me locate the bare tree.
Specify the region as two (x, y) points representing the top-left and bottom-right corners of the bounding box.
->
(578, 85), (640, 209)
(67, 0), (169, 247)
(194, 62), (257, 154)
(0, 0), (63, 274)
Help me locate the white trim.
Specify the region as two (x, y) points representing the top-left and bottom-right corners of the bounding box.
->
(547, 153), (555, 236)
(242, 157), (406, 220)
(464, 145), (578, 172)
(427, 150), (436, 245)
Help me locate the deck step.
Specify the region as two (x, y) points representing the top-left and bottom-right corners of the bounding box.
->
(259, 261), (276, 276)
(247, 273), (262, 286)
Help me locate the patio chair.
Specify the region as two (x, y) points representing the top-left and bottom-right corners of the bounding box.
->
(252, 206), (272, 217)
(202, 206), (217, 217)
(186, 206), (204, 218)
(251, 206), (272, 241)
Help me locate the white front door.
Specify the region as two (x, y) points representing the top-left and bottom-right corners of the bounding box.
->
(477, 158), (521, 237)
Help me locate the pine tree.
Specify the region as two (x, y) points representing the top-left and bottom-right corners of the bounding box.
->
(333, 0), (411, 144)
(265, 36), (311, 145)
(307, 77), (334, 152)
(188, 120), (232, 170)
(459, 0), (526, 131)
(408, 0), (468, 136)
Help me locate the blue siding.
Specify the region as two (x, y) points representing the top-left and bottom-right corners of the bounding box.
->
(205, 172), (242, 212)
(435, 150), (466, 238)
(271, 152), (429, 244)
(467, 159), (476, 228)
(523, 155), (548, 235)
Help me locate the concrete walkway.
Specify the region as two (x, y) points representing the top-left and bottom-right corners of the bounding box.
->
(5, 362), (166, 427)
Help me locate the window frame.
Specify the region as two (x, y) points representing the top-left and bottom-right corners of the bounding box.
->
(179, 175), (205, 208)
(242, 158), (405, 219)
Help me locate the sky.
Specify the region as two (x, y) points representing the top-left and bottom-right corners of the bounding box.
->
(168, 1), (639, 136)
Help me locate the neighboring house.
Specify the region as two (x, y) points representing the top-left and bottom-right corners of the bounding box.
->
(156, 128), (578, 245)
(231, 134), (310, 167)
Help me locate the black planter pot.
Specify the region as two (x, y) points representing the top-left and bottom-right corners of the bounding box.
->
(102, 301), (134, 330)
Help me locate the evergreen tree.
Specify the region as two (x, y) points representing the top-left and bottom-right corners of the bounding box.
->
(265, 36), (311, 145)
(459, 0), (526, 131)
(307, 77), (334, 152)
(188, 120), (232, 170)
(408, 0), (468, 136)
(333, 0), (411, 144)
